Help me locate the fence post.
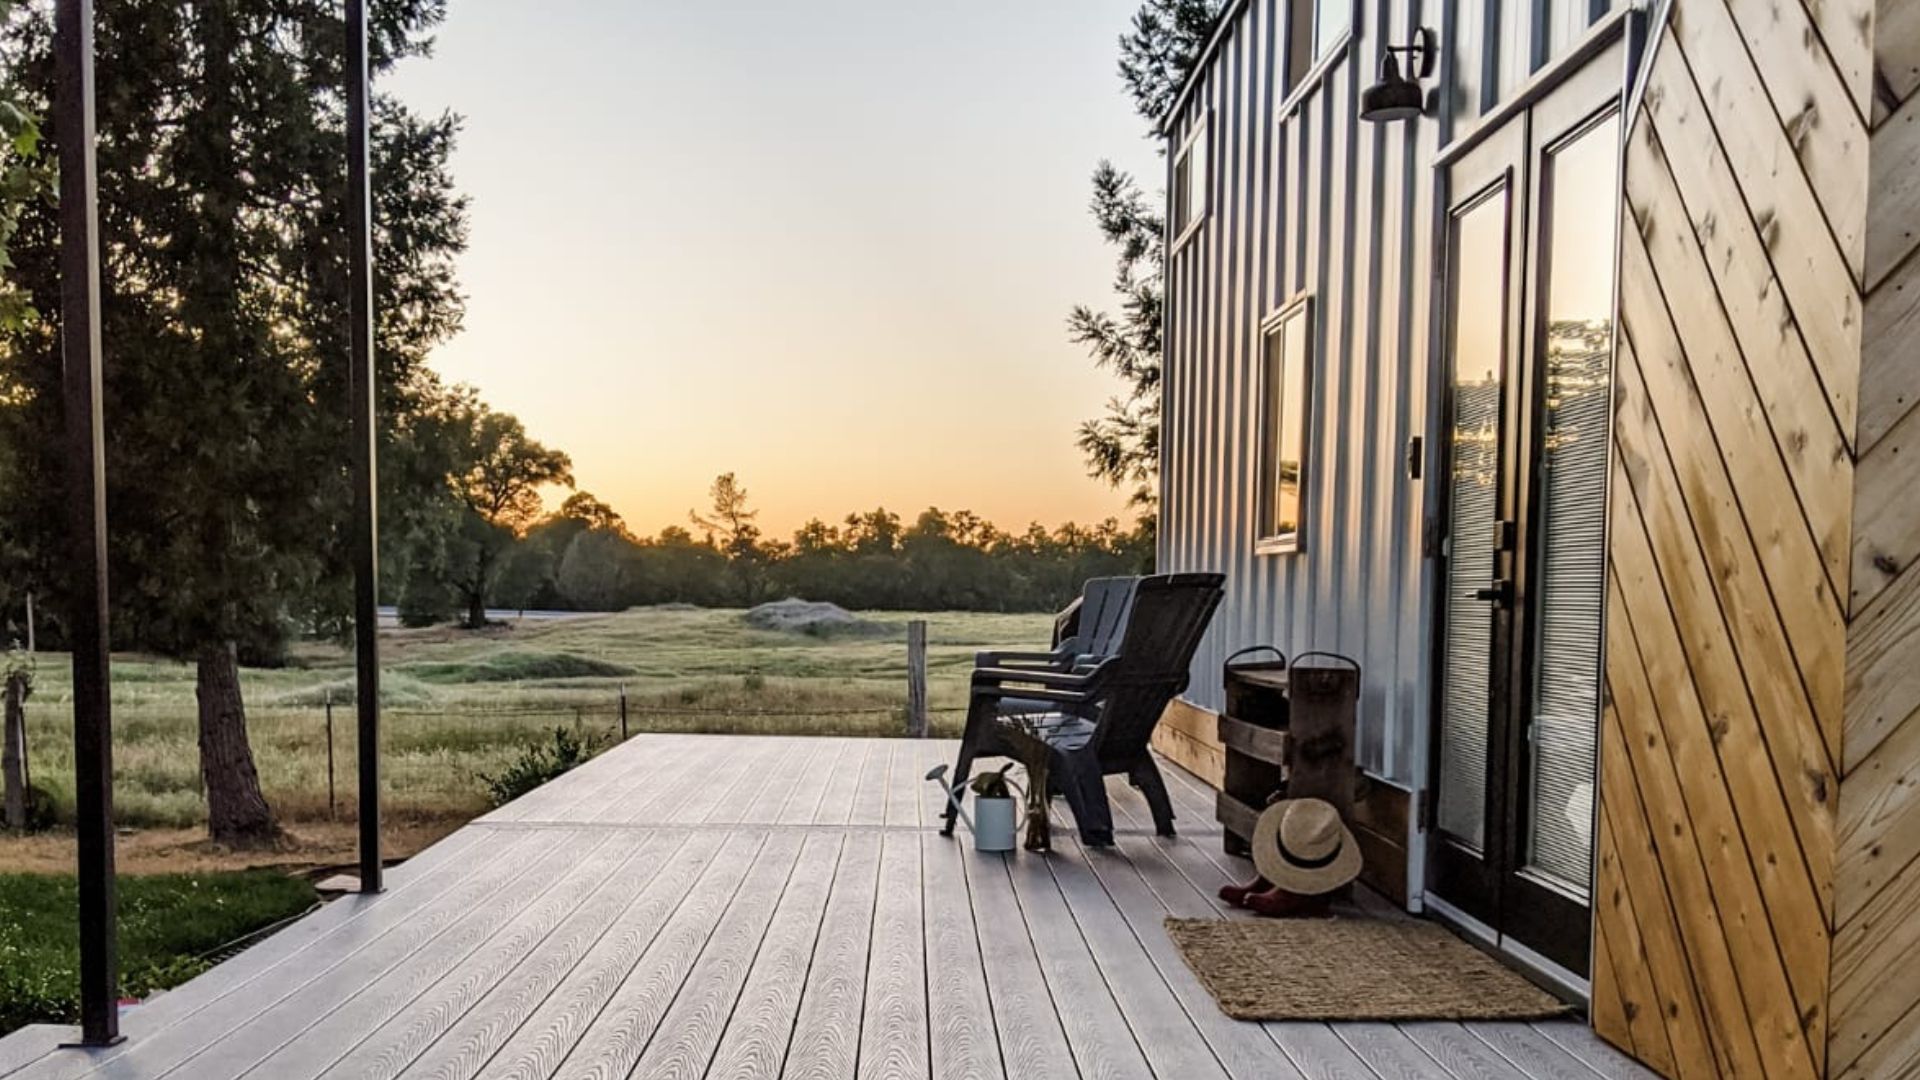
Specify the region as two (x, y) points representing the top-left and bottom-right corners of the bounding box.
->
(325, 689), (336, 822)
(619, 683), (629, 741)
(4, 674), (25, 828)
(906, 620), (928, 738)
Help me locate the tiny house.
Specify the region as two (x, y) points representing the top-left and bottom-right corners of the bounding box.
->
(1154, 0), (1920, 1073)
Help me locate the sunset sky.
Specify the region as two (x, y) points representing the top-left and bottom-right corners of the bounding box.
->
(385, 1), (1162, 538)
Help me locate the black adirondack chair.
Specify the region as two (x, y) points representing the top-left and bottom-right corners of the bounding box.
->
(972, 576), (1137, 677)
(941, 572), (1225, 847)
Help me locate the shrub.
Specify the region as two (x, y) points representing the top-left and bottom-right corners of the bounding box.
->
(478, 725), (604, 807)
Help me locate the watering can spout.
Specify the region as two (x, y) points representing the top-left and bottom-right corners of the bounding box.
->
(927, 764), (974, 835)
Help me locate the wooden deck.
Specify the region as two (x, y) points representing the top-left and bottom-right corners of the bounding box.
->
(0, 734), (1652, 1079)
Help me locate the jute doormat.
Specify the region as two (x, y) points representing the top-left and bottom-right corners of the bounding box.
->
(1165, 916), (1572, 1021)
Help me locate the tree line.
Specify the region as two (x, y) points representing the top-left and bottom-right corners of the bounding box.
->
(392, 473), (1153, 624)
(0, 0), (1191, 846)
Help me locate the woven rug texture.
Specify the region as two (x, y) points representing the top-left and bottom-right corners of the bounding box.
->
(1164, 916), (1573, 1021)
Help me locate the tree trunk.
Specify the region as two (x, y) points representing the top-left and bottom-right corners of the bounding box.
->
(197, 642), (278, 845)
(465, 547), (495, 628)
(3, 674), (24, 829)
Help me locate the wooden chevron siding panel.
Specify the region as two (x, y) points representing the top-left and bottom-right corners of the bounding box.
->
(1596, 0), (1920, 1073)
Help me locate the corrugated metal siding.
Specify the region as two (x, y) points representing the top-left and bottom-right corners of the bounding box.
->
(1159, 0), (1440, 785)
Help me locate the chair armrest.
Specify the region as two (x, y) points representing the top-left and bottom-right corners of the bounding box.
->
(971, 682), (1097, 707)
(974, 649), (1071, 668)
(972, 657), (1116, 692)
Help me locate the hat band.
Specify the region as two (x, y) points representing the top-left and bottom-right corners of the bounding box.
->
(1279, 834), (1342, 870)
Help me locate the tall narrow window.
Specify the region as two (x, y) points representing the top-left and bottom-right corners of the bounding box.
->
(1258, 299), (1313, 551)
(1172, 120), (1209, 244)
(1284, 0), (1355, 98)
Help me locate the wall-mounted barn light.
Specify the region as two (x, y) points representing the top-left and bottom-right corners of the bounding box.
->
(1360, 27), (1436, 123)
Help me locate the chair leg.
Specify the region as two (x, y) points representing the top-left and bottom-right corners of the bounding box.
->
(942, 699), (987, 837)
(1060, 750), (1115, 847)
(1131, 758), (1177, 837)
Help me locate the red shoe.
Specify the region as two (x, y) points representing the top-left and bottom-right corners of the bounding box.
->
(1242, 887), (1333, 919)
(1219, 876), (1273, 907)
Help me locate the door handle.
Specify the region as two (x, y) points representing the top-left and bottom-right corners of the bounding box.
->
(1472, 579), (1513, 605)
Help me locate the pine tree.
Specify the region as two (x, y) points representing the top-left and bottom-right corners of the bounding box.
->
(0, 0), (468, 844)
(1073, 0), (1224, 515)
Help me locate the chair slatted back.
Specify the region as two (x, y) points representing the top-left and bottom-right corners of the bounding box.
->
(1060, 576), (1138, 659)
(1091, 573), (1225, 762)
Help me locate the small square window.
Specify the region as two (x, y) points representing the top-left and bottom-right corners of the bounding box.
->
(1172, 121), (1209, 242)
(1258, 299), (1313, 552)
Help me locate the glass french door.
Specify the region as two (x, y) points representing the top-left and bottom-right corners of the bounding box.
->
(1428, 47), (1622, 979)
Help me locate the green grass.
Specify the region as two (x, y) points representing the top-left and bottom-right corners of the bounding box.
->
(12, 607), (1051, 828)
(0, 871), (318, 1035)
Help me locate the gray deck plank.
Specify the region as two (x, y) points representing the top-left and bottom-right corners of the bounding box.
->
(463, 830), (725, 1080)
(885, 741), (923, 828)
(856, 830), (930, 1080)
(1398, 1023), (1532, 1080)
(720, 738), (796, 827)
(748, 737), (828, 824)
(782, 833), (882, 1080)
(32, 829), (551, 1080)
(0, 1027), (70, 1079)
(543, 832), (766, 1079)
(1073, 841), (1305, 1080)
(515, 734), (677, 825)
(627, 833), (806, 1080)
(921, 834), (1004, 1080)
(1048, 840), (1230, 1080)
(814, 740), (874, 826)
(958, 846), (1078, 1080)
(0, 737), (1650, 1080)
(782, 738), (850, 825)
(674, 738), (778, 825)
(316, 831), (680, 1080)
(1155, 754), (1221, 822)
(185, 830), (607, 1079)
(1468, 1024), (1611, 1080)
(706, 832), (844, 1079)
(584, 736), (706, 825)
(1532, 1022), (1657, 1080)
(266, 831), (632, 1079)
(1266, 1024), (1384, 1080)
(847, 740), (892, 827)
(1334, 1024), (1452, 1080)
(385, 833), (691, 1080)
(1004, 841), (1154, 1080)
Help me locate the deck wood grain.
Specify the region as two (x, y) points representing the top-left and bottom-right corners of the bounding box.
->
(959, 847), (1078, 1080)
(1004, 841), (1154, 1080)
(469, 832), (729, 1080)
(385, 833), (690, 1080)
(782, 833), (882, 1080)
(627, 833), (805, 1080)
(856, 831), (930, 1080)
(920, 834), (1004, 1080)
(706, 832), (844, 1080)
(545, 832), (766, 1080)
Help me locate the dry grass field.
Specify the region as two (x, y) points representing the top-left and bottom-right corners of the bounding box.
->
(11, 606), (1051, 832)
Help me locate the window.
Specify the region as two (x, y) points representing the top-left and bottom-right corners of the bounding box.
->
(1257, 299), (1313, 552)
(1172, 120), (1209, 244)
(1284, 0), (1355, 99)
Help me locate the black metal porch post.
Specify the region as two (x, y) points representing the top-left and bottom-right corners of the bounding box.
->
(53, 0), (121, 1047)
(346, 0), (382, 894)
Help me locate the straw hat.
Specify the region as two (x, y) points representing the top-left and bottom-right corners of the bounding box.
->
(1251, 798), (1363, 896)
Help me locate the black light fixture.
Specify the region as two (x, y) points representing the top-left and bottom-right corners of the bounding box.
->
(1360, 27), (1436, 123)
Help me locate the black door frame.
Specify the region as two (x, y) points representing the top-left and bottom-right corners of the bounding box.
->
(1425, 39), (1627, 981)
